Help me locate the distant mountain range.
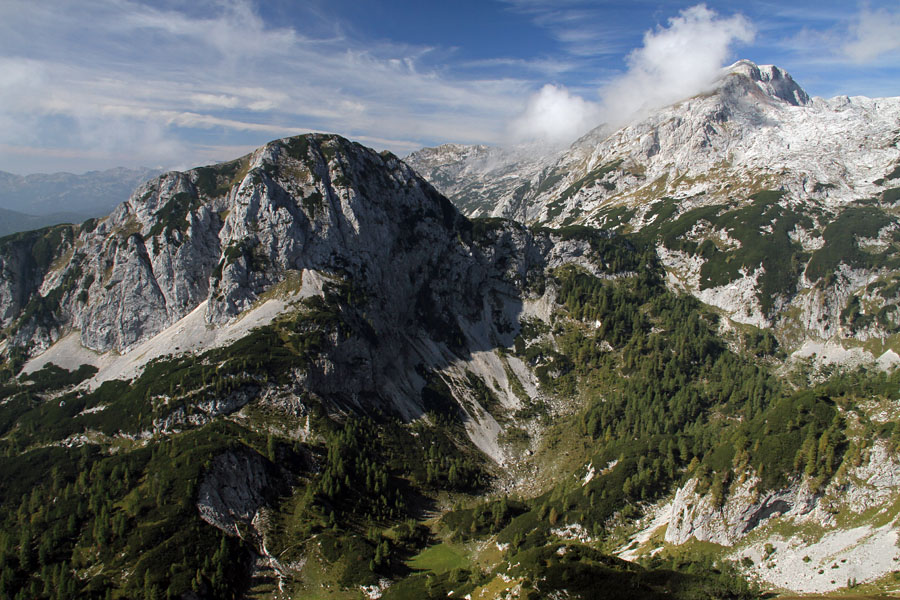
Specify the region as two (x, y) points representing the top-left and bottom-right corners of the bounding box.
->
(0, 167), (160, 235)
(0, 207), (89, 237)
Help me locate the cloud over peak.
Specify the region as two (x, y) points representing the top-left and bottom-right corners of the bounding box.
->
(509, 4), (755, 146)
(1, 0), (897, 174)
(600, 5), (755, 125)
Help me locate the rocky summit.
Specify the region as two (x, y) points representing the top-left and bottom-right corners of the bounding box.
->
(3, 61), (900, 600)
(410, 60), (900, 368)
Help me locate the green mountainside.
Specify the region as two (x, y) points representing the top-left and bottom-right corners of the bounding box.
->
(1, 134), (900, 599)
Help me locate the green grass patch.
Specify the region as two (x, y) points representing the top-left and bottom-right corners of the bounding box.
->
(407, 542), (471, 573)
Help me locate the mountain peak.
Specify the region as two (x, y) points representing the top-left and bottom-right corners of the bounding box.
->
(721, 59), (810, 106)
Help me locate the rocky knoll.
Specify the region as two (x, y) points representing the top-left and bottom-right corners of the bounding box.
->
(2, 136), (492, 353)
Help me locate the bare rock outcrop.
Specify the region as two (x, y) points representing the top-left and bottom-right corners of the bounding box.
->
(197, 449), (273, 537)
(666, 440), (900, 547)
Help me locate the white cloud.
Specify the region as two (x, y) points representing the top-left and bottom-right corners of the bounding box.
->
(0, 0), (532, 173)
(96, 105), (297, 134)
(0, 59), (48, 147)
(843, 5), (900, 63)
(119, 0), (299, 63)
(508, 4), (754, 147)
(599, 4), (755, 126)
(508, 84), (601, 144)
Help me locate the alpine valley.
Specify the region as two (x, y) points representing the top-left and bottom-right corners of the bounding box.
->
(2, 60), (900, 600)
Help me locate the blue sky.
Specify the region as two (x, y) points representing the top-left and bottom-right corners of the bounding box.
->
(0, 0), (898, 174)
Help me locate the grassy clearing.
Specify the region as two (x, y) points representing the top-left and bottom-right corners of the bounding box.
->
(615, 517), (669, 558)
(407, 542), (471, 573)
(831, 491), (900, 530)
(650, 539), (730, 565)
(828, 567), (900, 597)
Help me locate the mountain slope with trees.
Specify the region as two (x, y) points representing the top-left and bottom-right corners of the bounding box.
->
(1, 121), (900, 599)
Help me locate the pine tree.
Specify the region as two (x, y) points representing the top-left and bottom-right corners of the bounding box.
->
(548, 507), (559, 526)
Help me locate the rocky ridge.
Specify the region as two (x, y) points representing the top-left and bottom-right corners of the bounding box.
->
(405, 144), (554, 219)
(660, 439), (900, 593)
(413, 60), (898, 224)
(664, 442), (900, 548)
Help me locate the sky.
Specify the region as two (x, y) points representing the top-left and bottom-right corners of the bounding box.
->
(1, 0), (899, 174)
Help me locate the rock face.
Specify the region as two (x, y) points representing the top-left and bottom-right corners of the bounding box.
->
(409, 60), (900, 357)
(197, 449), (273, 537)
(419, 60), (898, 225)
(665, 475), (817, 546)
(405, 144), (553, 219)
(665, 441), (900, 546)
(0, 136), (483, 354)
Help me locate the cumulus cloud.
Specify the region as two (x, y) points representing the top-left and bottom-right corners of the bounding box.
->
(599, 4), (755, 126)
(509, 84), (602, 145)
(508, 4), (754, 146)
(843, 5), (900, 63)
